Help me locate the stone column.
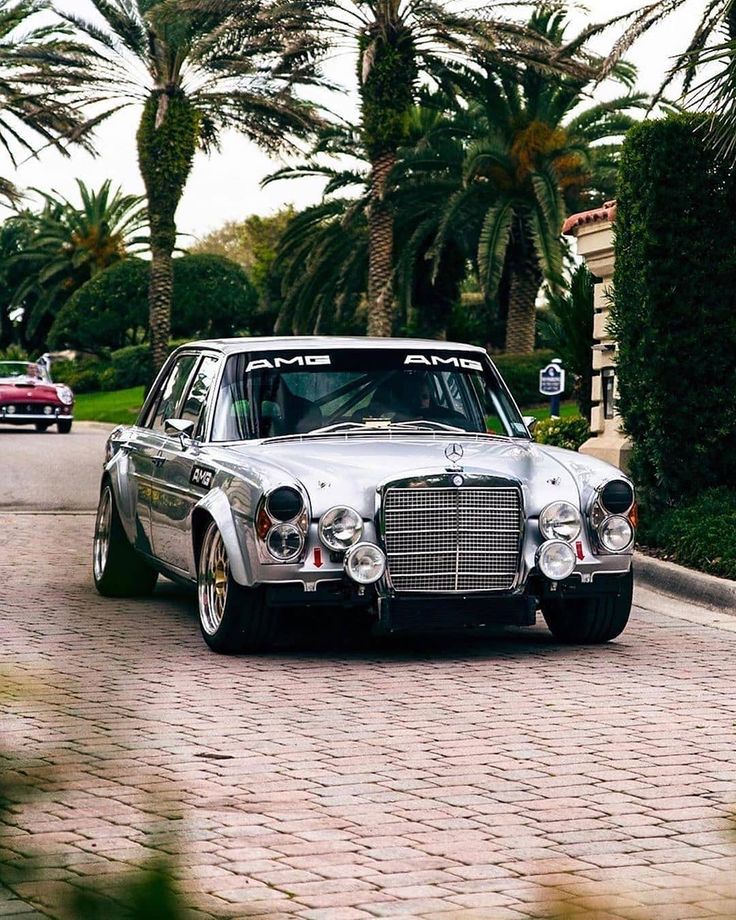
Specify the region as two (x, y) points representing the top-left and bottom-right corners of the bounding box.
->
(562, 202), (632, 470)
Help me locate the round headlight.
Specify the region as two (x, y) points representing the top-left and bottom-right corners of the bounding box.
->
(539, 501), (581, 542)
(266, 487), (304, 522)
(56, 385), (73, 406)
(537, 540), (577, 581)
(266, 523), (304, 561)
(600, 480), (634, 515)
(319, 506), (364, 551)
(344, 542), (386, 585)
(598, 514), (634, 553)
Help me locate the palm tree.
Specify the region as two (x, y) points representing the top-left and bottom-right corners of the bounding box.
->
(265, 124), (369, 334)
(314, 0), (588, 337)
(52, 0), (323, 372)
(9, 179), (146, 350)
(422, 8), (648, 353)
(0, 0), (97, 203)
(599, 1), (736, 160)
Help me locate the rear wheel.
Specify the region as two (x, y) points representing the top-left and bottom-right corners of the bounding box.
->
(197, 520), (277, 654)
(93, 483), (158, 597)
(34, 422), (50, 432)
(57, 418), (72, 434)
(542, 569), (633, 644)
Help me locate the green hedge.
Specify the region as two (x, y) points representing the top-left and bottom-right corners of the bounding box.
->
(611, 114), (736, 504)
(492, 350), (568, 407)
(533, 416), (590, 451)
(640, 488), (736, 581)
(50, 340), (191, 392)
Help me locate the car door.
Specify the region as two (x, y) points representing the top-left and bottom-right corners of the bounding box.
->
(148, 354), (220, 576)
(130, 352), (200, 562)
(121, 358), (194, 556)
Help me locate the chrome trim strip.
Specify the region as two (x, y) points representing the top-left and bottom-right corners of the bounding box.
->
(0, 413), (73, 421)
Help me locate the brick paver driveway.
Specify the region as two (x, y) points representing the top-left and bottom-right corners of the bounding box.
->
(2, 440), (736, 919)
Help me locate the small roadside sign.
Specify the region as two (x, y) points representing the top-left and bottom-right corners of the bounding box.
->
(539, 362), (565, 397)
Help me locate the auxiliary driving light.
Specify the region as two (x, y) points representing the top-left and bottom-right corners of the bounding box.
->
(539, 501), (581, 542)
(344, 542), (386, 585)
(537, 539), (577, 582)
(319, 506), (364, 551)
(598, 514), (634, 553)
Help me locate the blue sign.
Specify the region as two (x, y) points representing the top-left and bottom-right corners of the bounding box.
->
(539, 363), (565, 397)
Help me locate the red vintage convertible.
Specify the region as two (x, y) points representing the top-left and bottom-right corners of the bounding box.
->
(0, 360), (74, 433)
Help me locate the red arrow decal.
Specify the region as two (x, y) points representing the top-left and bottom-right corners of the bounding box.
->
(314, 547), (323, 568)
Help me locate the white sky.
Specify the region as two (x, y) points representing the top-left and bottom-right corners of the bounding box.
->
(6, 1), (707, 242)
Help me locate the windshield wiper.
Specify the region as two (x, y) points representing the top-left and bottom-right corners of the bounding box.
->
(389, 419), (468, 433)
(299, 421), (380, 436)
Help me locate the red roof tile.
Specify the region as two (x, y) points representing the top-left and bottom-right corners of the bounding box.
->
(562, 200), (617, 236)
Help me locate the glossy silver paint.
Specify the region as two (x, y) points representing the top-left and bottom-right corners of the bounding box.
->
(100, 336), (634, 597)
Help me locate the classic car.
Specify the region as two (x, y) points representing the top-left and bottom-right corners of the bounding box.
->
(0, 360), (74, 433)
(93, 337), (636, 653)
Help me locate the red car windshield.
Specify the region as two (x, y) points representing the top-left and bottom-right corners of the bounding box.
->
(211, 348), (527, 441)
(0, 362), (49, 383)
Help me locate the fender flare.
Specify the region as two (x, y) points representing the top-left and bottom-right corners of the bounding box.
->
(191, 488), (253, 586)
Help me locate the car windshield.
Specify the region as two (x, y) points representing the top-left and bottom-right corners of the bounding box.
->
(0, 361), (50, 383)
(211, 348), (528, 441)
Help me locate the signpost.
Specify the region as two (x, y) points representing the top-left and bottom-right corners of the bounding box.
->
(539, 359), (565, 418)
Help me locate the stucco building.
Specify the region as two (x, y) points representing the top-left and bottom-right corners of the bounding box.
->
(562, 201), (631, 471)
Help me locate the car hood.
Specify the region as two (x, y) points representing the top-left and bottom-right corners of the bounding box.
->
(223, 435), (621, 518)
(0, 382), (61, 402)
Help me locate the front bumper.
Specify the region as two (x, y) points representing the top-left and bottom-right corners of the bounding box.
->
(0, 407), (73, 423)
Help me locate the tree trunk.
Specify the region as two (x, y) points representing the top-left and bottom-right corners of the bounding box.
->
(505, 257), (542, 354)
(149, 245), (173, 373)
(367, 150), (395, 337)
(137, 92), (197, 376)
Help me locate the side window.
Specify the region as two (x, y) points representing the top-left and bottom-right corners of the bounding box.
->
(179, 356), (219, 436)
(149, 354), (198, 432)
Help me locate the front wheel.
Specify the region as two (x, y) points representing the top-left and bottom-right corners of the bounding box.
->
(197, 520), (277, 654)
(542, 569), (633, 644)
(93, 483), (158, 597)
(57, 418), (72, 434)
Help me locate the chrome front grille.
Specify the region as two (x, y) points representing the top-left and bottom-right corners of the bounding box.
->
(382, 486), (522, 593)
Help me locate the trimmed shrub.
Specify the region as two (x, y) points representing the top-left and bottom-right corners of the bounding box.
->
(49, 259), (149, 352)
(171, 253), (258, 338)
(0, 345), (29, 361)
(62, 365), (104, 393)
(534, 416), (590, 451)
(110, 343), (153, 389)
(611, 114), (736, 504)
(48, 254), (258, 353)
(493, 350), (568, 407)
(639, 488), (736, 581)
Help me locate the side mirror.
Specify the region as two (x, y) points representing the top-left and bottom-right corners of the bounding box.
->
(165, 417), (195, 448)
(523, 415), (538, 434)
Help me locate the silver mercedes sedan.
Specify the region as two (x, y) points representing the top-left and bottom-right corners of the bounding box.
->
(92, 336), (636, 653)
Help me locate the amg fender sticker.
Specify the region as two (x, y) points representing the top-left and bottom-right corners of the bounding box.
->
(190, 464), (215, 489)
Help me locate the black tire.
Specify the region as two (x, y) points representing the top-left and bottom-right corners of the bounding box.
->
(93, 483), (158, 597)
(34, 422), (50, 432)
(197, 520), (278, 654)
(57, 418), (72, 434)
(542, 568), (633, 644)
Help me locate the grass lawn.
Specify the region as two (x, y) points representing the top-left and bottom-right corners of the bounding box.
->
(522, 402), (580, 422)
(75, 386), (145, 425)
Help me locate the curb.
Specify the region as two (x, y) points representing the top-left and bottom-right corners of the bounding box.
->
(635, 551), (736, 613)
